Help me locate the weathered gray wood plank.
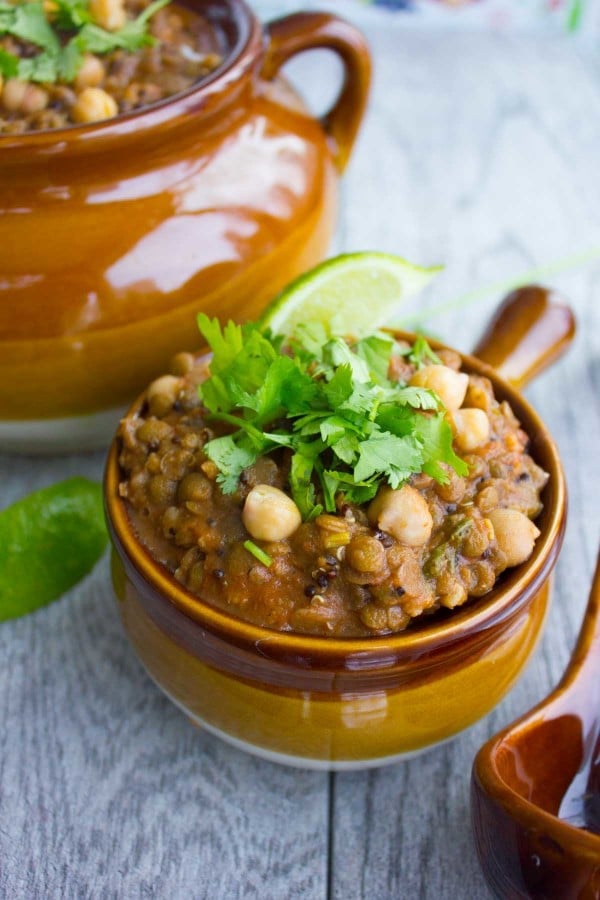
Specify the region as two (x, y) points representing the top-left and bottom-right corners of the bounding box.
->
(0, 555), (329, 899)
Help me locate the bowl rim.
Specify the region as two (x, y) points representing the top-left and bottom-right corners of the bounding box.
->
(0, 0), (261, 150)
(472, 732), (600, 857)
(105, 329), (567, 661)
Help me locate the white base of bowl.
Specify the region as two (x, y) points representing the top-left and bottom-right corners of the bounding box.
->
(0, 406), (126, 454)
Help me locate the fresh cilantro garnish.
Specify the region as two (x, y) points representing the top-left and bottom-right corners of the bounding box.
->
(196, 315), (468, 518)
(401, 334), (442, 369)
(0, 0), (170, 84)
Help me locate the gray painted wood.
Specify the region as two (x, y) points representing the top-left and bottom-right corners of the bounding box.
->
(1, 21), (599, 900)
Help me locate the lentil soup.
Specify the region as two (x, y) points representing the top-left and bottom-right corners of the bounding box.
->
(117, 323), (550, 639)
(0, 0), (222, 133)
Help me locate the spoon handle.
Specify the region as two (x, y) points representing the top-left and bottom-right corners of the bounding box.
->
(559, 549), (600, 696)
(473, 285), (575, 389)
(554, 550), (600, 830)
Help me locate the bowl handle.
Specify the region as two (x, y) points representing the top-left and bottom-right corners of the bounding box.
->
(472, 285), (576, 389)
(262, 12), (371, 173)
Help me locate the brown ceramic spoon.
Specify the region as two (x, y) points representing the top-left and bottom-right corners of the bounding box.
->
(471, 548), (600, 899)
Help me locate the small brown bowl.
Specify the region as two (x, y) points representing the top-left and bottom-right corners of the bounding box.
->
(104, 286), (573, 769)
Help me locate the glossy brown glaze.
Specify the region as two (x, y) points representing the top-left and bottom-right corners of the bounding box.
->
(471, 551), (600, 899)
(474, 285), (576, 389)
(0, 1), (370, 421)
(104, 289), (572, 766)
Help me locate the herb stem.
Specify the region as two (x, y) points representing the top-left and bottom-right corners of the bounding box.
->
(243, 540), (272, 567)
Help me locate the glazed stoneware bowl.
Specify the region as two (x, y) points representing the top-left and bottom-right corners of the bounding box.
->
(0, 1), (370, 453)
(104, 287), (573, 770)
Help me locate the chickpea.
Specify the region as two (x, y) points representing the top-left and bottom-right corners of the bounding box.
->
(2, 79), (27, 112)
(488, 508), (540, 569)
(242, 485), (301, 542)
(368, 485), (433, 547)
(146, 374), (182, 417)
(71, 87), (118, 124)
(409, 364), (468, 411)
(74, 55), (106, 91)
(21, 85), (49, 115)
(451, 408), (491, 452)
(89, 0), (126, 31)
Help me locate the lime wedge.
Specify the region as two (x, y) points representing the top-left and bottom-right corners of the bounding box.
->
(0, 477), (108, 622)
(258, 252), (442, 338)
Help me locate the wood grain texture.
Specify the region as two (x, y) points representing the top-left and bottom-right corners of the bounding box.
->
(1, 22), (600, 900)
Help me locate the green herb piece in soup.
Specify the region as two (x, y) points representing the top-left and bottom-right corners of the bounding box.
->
(0, 477), (108, 622)
(243, 540), (273, 568)
(0, 0), (170, 84)
(196, 314), (469, 519)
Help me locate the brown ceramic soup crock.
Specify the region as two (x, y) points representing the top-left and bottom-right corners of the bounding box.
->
(0, 1), (370, 452)
(104, 287), (574, 770)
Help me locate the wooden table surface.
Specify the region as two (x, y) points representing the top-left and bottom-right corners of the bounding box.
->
(1, 20), (600, 900)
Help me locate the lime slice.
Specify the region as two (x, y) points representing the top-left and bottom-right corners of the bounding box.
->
(258, 252), (442, 338)
(0, 477), (108, 623)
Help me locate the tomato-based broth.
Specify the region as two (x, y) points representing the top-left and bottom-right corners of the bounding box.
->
(117, 328), (549, 638)
(0, 0), (222, 133)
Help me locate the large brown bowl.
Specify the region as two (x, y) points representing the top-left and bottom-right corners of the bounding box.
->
(0, 1), (370, 452)
(104, 286), (573, 769)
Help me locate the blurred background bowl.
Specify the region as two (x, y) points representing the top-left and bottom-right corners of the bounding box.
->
(0, 0), (370, 453)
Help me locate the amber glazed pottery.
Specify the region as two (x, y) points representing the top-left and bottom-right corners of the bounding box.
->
(471, 550), (600, 899)
(105, 287), (573, 769)
(0, 1), (370, 452)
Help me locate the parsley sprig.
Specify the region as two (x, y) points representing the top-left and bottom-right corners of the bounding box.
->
(196, 316), (468, 520)
(0, 0), (169, 85)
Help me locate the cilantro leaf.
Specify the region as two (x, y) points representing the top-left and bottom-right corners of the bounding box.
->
(330, 433), (359, 465)
(412, 413), (469, 483)
(394, 386), (441, 410)
(76, 0), (171, 54)
(204, 436), (257, 494)
(290, 446), (322, 520)
(0, 2), (60, 53)
(0, 48), (19, 79)
(323, 364), (354, 408)
(198, 315), (244, 373)
(325, 337), (370, 383)
(56, 38), (84, 82)
(401, 334), (442, 369)
(18, 50), (59, 82)
(354, 332), (395, 385)
(290, 322), (329, 359)
(354, 432), (423, 487)
(53, 0), (92, 30)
